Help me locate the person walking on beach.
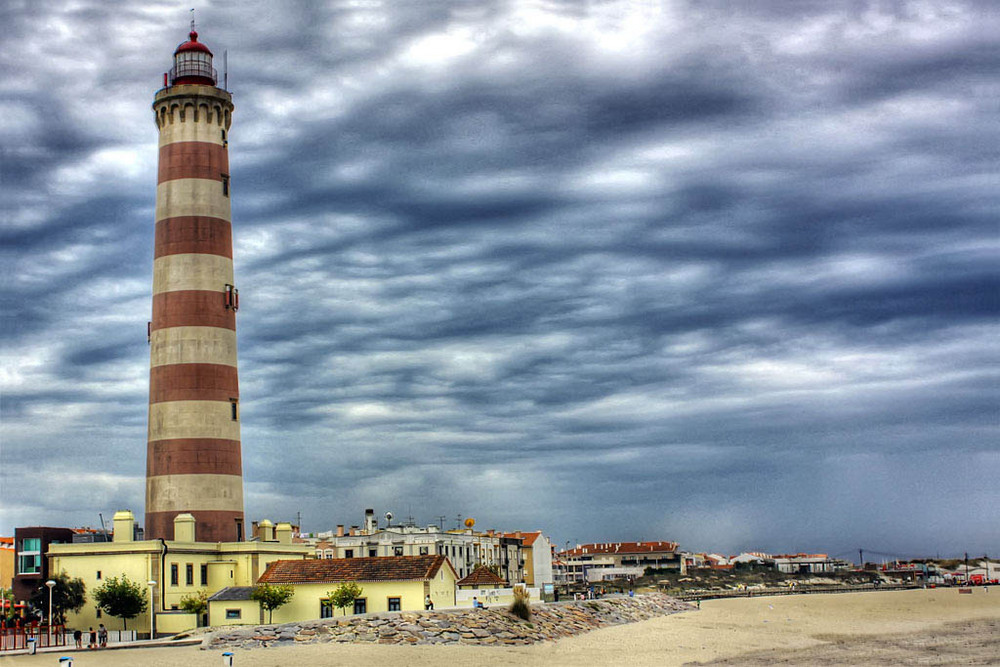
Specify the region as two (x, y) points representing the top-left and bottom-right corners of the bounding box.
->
(98, 623), (108, 648)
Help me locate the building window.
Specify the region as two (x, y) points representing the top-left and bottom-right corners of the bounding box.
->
(201, 564), (208, 586)
(451, 546), (456, 557)
(230, 399), (239, 421)
(170, 563), (178, 586)
(353, 598), (367, 615)
(345, 549), (353, 559)
(387, 597), (401, 612)
(186, 564), (194, 586)
(225, 609), (241, 620)
(17, 538), (41, 574)
(419, 547), (429, 556)
(96, 570), (102, 580)
(368, 548), (376, 558)
(320, 601), (333, 618)
(235, 518), (243, 542)
(222, 174), (229, 196)
(393, 546), (403, 557)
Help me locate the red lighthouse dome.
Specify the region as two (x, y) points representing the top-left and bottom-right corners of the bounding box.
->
(171, 30), (217, 85)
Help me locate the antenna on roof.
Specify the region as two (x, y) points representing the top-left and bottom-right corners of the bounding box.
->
(190, 8), (196, 32)
(223, 49), (228, 91)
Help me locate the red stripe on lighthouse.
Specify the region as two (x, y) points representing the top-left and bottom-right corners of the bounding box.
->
(145, 510), (244, 543)
(147, 438), (243, 476)
(157, 142), (229, 184)
(149, 363), (239, 403)
(155, 216), (233, 258)
(151, 290), (236, 331)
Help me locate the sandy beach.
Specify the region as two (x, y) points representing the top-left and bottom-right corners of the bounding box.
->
(2, 588), (997, 666)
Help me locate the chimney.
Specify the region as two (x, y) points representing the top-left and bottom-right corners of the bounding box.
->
(113, 510), (135, 543)
(275, 522), (293, 545)
(336, 525), (345, 537)
(258, 519), (274, 541)
(350, 525), (358, 536)
(364, 509), (376, 534)
(173, 513), (196, 542)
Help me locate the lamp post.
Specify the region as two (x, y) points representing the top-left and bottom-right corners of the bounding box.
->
(45, 579), (56, 643)
(147, 580), (157, 640)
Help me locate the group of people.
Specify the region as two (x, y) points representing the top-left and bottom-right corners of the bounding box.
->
(72, 624), (108, 650)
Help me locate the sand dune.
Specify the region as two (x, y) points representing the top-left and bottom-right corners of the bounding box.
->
(2, 588), (996, 666)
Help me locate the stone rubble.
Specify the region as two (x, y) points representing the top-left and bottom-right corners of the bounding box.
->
(205, 593), (694, 651)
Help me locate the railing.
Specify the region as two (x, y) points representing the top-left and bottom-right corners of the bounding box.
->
(672, 582), (920, 601)
(0, 624), (66, 651)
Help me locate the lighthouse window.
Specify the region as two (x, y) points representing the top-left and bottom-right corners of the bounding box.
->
(230, 399), (239, 421)
(222, 174), (229, 196)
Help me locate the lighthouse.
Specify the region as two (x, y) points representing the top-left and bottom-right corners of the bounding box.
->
(146, 25), (245, 542)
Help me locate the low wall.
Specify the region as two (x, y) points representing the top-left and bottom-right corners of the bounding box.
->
(205, 593), (693, 650)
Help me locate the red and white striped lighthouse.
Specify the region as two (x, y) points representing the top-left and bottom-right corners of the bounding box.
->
(146, 26), (244, 542)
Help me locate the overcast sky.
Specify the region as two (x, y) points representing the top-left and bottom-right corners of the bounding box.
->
(1, 0), (997, 559)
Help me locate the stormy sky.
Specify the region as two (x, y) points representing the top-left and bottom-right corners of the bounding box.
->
(1, 0), (997, 558)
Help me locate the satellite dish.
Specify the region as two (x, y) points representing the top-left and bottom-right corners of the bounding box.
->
(385, 511), (393, 523)
(464, 517), (475, 528)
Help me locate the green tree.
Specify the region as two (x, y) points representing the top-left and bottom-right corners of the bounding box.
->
(250, 583), (294, 623)
(327, 582), (363, 616)
(29, 572), (86, 625)
(179, 589), (208, 625)
(93, 575), (147, 630)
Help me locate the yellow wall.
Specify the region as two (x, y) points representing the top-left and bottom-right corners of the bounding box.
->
(49, 539), (310, 635)
(208, 599), (260, 627)
(211, 566), (458, 626)
(523, 545), (535, 585)
(1, 546), (15, 592)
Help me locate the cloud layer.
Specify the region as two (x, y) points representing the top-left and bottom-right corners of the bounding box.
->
(1, 0), (997, 556)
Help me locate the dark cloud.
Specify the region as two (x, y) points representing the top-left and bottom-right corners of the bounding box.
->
(1, 0), (997, 557)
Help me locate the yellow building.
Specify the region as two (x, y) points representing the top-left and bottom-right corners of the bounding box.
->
(210, 555), (457, 625)
(1, 537), (14, 594)
(48, 511), (311, 636)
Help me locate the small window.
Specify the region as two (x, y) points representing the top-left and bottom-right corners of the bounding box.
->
(320, 600), (333, 618)
(353, 598), (367, 615)
(235, 518), (243, 542)
(186, 564), (194, 586)
(222, 174), (229, 196)
(345, 549), (353, 559)
(201, 564), (208, 586)
(170, 563), (178, 586)
(225, 609), (241, 620)
(221, 129), (227, 146)
(419, 546), (429, 556)
(96, 571), (102, 580)
(387, 597), (401, 612)
(96, 608), (102, 618)
(230, 399), (239, 421)
(393, 546), (403, 557)
(368, 548), (376, 558)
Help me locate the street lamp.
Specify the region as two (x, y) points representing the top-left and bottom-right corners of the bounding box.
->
(147, 581), (157, 640)
(45, 580), (56, 643)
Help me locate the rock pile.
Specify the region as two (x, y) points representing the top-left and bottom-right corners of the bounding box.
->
(206, 593), (693, 650)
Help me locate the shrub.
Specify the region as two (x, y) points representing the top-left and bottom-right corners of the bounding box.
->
(509, 586), (531, 621)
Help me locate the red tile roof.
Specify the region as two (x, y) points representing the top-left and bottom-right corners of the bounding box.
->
(501, 531), (542, 546)
(258, 555), (453, 584)
(562, 541), (678, 557)
(457, 566), (507, 587)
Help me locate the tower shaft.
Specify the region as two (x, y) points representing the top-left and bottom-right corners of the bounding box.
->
(146, 80), (244, 542)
